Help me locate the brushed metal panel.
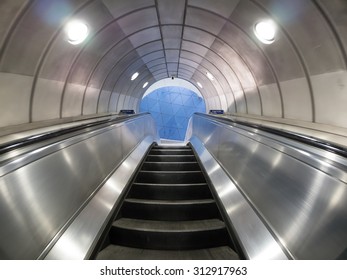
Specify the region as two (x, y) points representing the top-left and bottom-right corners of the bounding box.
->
(190, 136), (288, 260)
(0, 114), (157, 259)
(0, 72), (32, 127)
(44, 136), (154, 260)
(188, 0), (240, 18)
(189, 114), (347, 259)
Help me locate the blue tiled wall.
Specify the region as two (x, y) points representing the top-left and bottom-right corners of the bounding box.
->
(140, 86), (206, 141)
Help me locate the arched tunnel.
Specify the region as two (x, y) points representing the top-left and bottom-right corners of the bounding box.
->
(0, 0), (347, 260)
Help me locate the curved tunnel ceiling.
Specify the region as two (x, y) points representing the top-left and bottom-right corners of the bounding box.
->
(0, 0), (347, 131)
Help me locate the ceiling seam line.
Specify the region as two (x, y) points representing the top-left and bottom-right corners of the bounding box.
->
(177, 0), (188, 78)
(311, 0), (347, 70)
(96, 40), (162, 113)
(0, 0), (34, 66)
(154, 0), (169, 78)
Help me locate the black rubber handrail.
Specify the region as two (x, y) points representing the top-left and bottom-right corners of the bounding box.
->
(0, 113), (149, 155)
(195, 113), (347, 158)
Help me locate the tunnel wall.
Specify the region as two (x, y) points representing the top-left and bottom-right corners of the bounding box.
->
(0, 0), (347, 133)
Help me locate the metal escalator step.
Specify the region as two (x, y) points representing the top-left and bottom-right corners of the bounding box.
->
(121, 198), (220, 221)
(141, 162), (201, 171)
(109, 218), (229, 250)
(152, 145), (191, 150)
(146, 155), (196, 162)
(96, 245), (240, 260)
(149, 149), (194, 155)
(135, 171), (206, 184)
(128, 183), (213, 200)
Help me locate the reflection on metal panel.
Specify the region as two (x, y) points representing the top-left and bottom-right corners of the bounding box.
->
(0, 114), (157, 259)
(44, 136), (154, 260)
(188, 113), (347, 259)
(190, 136), (288, 260)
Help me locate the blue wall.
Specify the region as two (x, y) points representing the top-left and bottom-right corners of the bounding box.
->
(140, 86), (206, 141)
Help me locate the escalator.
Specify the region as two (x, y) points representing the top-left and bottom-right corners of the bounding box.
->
(95, 144), (239, 260)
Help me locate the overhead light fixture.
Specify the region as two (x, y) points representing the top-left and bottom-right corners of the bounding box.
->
(254, 20), (276, 44)
(197, 82), (203, 89)
(143, 82), (148, 88)
(206, 72), (214, 81)
(131, 72), (139, 81)
(65, 20), (89, 45)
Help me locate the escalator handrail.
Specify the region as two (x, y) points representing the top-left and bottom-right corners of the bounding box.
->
(0, 113), (150, 155)
(194, 113), (347, 158)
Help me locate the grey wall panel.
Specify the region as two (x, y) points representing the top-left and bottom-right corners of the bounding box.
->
(0, 72), (32, 127)
(312, 70), (347, 128)
(82, 86), (99, 115)
(280, 78), (312, 121)
(32, 79), (65, 121)
(97, 89), (112, 113)
(259, 84), (282, 117)
(0, 114), (157, 259)
(62, 83), (86, 118)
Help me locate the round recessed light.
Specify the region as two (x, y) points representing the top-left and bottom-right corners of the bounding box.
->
(254, 20), (276, 44)
(206, 72), (214, 81)
(131, 72), (139, 81)
(143, 82), (149, 88)
(197, 82), (203, 89)
(65, 20), (89, 45)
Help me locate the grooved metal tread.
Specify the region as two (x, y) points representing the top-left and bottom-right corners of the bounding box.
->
(124, 198), (215, 205)
(113, 218), (226, 232)
(96, 245), (239, 260)
(138, 170), (203, 174)
(132, 182), (208, 187)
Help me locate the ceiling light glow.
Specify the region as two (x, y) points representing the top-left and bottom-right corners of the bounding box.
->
(254, 20), (276, 44)
(206, 72), (214, 81)
(131, 72), (139, 81)
(66, 20), (89, 45)
(143, 82), (148, 88)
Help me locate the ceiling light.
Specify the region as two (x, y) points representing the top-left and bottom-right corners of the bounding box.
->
(131, 72), (139, 81)
(206, 72), (214, 81)
(254, 20), (276, 44)
(197, 82), (203, 89)
(65, 20), (89, 45)
(143, 82), (148, 88)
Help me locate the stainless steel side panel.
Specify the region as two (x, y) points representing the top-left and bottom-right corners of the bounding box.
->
(190, 136), (288, 260)
(188, 114), (347, 260)
(0, 114), (157, 259)
(44, 136), (154, 260)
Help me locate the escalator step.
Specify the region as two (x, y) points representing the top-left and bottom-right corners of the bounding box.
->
(149, 149), (194, 155)
(141, 162), (201, 171)
(109, 218), (229, 250)
(135, 171), (206, 184)
(146, 155), (196, 162)
(121, 198), (220, 221)
(96, 245), (239, 260)
(128, 183), (212, 200)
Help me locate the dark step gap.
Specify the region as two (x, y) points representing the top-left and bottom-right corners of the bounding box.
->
(135, 171), (205, 184)
(121, 198), (220, 221)
(146, 155), (196, 162)
(141, 162), (201, 171)
(149, 149), (194, 155)
(128, 183), (212, 200)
